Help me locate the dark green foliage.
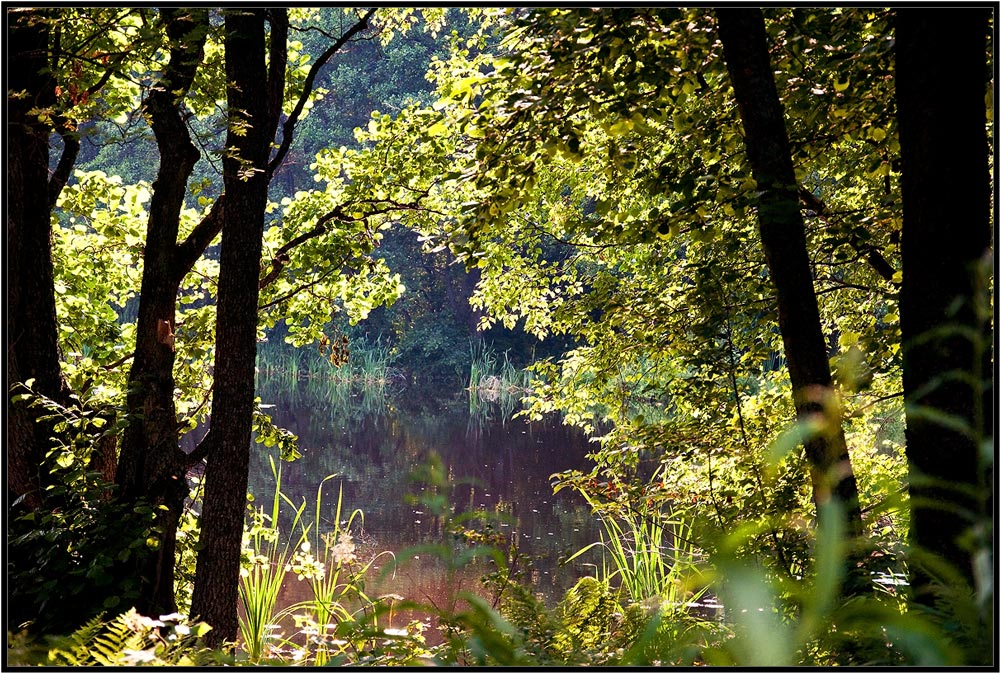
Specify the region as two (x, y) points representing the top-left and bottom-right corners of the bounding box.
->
(8, 385), (155, 635)
(393, 315), (471, 384)
(494, 575), (641, 665)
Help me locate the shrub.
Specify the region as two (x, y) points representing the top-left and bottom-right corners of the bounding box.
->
(8, 384), (154, 635)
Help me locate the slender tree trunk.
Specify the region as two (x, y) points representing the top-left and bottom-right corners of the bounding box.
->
(7, 8), (66, 512)
(190, 8), (281, 644)
(459, 263), (484, 337)
(715, 8), (868, 580)
(895, 9), (993, 606)
(115, 7), (209, 618)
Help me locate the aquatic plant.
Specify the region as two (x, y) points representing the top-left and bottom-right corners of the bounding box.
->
(566, 496), (707, 608)
(237, 456), (308, 663)
(279, 476), (396, 665)
(468, 340), (533, 395)
(467, 340), (536, 425)
(257, 335), (399, 386)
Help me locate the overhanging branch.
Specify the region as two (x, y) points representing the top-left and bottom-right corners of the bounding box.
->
(258, 190), (437, 290)
(799, 187), (899, 287)
(268, 8), (376, 178)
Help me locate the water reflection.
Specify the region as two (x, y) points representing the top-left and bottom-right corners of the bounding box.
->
(250, 376), (601, 612)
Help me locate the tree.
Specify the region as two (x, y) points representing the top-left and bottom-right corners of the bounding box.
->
(895, 8), (993, 608)
(190, 7), (283, 644)
(7, 6), (445, 634)
(8, 8), (156, 510)
(8, 8), (67, 511)
(106, 4), (391, 622)
(112, 8), (214, 617)
(353, 7), (898, 573)
(715, 7), (866, 576)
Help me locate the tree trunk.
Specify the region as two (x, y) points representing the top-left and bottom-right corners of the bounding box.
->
(115, 7), (209, 618)
(7, 8), (66, 512)
(190, 8), (281, 645)
(895, 8), (993, 606)
(715, 8), (868, 581)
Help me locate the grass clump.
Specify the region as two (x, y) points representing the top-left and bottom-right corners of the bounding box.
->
(257, 335), (400, 387)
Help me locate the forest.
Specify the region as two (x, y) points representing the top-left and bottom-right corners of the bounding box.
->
(6, 6), (994, 667)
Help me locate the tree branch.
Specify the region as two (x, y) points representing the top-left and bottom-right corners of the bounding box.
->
(183, 427), (217, 468)
(173, 195), (225, 281)
(258, 264), (344, 310)
(845, 390), (904, 419)
(47, 26), (135, 208)
(48, 117), (81, 209)
(267, 8), (376, 177)
(258, 192), (436, 289)
(259, 208), (347, 289)
(799, 187), (899, 286)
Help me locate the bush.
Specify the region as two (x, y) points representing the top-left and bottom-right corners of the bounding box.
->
(394, 315), (471, 384)
(8, 384), (155, 635)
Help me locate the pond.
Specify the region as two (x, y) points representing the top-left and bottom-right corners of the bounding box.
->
(246, 375), (603, 629)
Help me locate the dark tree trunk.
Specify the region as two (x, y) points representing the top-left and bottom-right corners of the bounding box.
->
(458, 262), (484, 337)
(7, 8), (66, 512)
(895, 9), (993, 606)
(190, 8), (282, 645)
(715, 8), (868, 579)
(115, 7), (209, 618)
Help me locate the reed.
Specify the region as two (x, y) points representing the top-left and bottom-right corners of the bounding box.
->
(278, 477), (395, 665)
(238, 459), (395, 664)
(467, 340), (533, 394)
(466, 341), (535, 426)
(256, 335), (398, 387)
(256, 373), (390, 424)
(238, 456), (308, 663)
(567, 496), (706, 609)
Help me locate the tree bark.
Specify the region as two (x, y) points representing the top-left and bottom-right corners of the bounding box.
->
(715, 8), (867, 574)
(7, 8), (69, 511)
(190, 8), (278, 645)
(115, 7), (209, 618)
(895, 9), (993, 606)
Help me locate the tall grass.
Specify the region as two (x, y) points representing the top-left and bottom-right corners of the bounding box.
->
(238, 465), (398, 665)
(567, 493), (706, 609)
(467, 341), (534, 424)
(467, 340), (533, 394)
(257, 336), (400, 387)
(238, 456), (308, 663)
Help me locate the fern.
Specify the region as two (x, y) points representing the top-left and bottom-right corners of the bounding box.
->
(556, 575), (621, 654)
(45, 613), (109, 666)
(493, 576), (636, 665)
(7, 609), (222, 667)
(93, 614), (147, 665)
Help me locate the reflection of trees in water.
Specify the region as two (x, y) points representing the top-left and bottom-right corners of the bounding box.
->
(246, 379), (601, 603)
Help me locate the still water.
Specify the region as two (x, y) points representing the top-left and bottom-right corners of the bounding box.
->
(247, 376), (602, 624)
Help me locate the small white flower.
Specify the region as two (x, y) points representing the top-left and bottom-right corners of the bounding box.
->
(330, 532), (356, 564)
(125, 612), (165, 630)
(121, 648), (157, 665)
